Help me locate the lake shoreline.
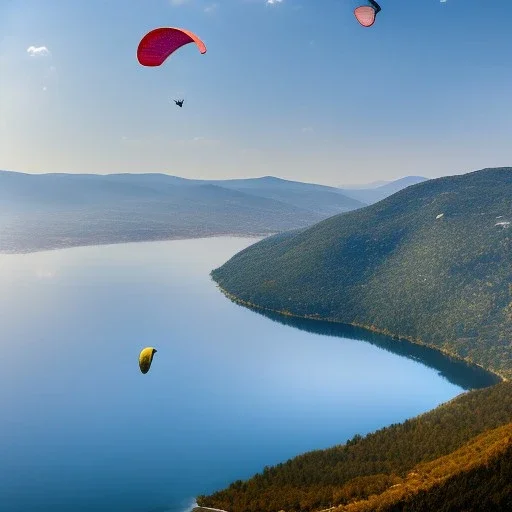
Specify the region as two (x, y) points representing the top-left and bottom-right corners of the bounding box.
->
(2, 236), (502, 511)
(212, 283), (508, 384)
(194, 281), (507, 509)
(0, 232), (267, 256)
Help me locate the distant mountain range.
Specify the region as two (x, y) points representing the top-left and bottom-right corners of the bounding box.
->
(339, 176), (428, 204)
(338, 179), (392, 189)
(0, 170), (425, 253)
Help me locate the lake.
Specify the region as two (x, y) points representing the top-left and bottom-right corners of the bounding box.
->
(0, 237), (499, 512)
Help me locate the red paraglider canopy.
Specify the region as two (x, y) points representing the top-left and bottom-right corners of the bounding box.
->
(137, 27), (207, 67)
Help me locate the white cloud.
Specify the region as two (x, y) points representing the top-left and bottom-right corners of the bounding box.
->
(266, 0), (284, 5)
(27, 45), (50, 57)
(168, 135), (221, 147)
(36, 269), (55, 279)
(192, 136), (220, 145)
(204, 2), (218, 13)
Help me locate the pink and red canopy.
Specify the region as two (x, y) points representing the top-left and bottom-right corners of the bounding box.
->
(137, 27), (207, 67)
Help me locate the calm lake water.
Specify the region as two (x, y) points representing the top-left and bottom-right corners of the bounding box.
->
(0, 237), (498, 512)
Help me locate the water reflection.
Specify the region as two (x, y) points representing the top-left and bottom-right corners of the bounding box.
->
(0, 238), (500, 512)
(240, 307), (500, 390)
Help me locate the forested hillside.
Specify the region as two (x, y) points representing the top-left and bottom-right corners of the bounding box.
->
(336, 421), (512, 512)
(211, 168), (512, 379)
(197, 381), (512, 511)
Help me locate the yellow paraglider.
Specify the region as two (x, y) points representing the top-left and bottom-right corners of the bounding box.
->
(139, 347), (157, 374)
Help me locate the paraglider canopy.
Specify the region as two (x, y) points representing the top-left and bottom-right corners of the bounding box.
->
(354, 0), (381, 28)
(139, 347), (157, 374)
(137, 27), (207, 67)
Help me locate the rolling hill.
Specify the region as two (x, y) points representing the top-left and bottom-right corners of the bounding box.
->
(339, 422), (512, 511)
(0, 171), (364, 253)
(0, 170), (431, 254)
(211, 167), (512, 379)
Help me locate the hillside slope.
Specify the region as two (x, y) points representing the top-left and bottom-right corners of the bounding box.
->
(211, 167), (512, 379)
(197, 381), (512, 511)
(337, 421), (512, 512)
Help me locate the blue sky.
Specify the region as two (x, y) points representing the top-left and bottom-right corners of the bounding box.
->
(1, 0), (511, 185)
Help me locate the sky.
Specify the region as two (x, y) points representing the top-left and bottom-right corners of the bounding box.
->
(1, 0), (511, 186)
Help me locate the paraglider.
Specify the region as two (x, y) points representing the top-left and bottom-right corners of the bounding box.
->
(137, 27), (206, 108)
(354, 0), (381, 27)
(139, 347), (157, 374)
(137, 27), (207, 67)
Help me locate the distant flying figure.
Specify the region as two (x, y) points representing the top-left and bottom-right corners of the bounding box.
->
(354, 0), (382, 27)
(174, 99), (184, 108)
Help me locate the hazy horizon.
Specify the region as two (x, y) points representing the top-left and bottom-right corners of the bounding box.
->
(2, 0), (511, 186)
(0, 166), (430, 188)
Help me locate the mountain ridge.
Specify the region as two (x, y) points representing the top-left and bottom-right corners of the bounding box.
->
(340, 175), (429, 204)
(0, 169), (364, 253)
(211, 167), (512, 380)
(0, 170), (425, 254)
